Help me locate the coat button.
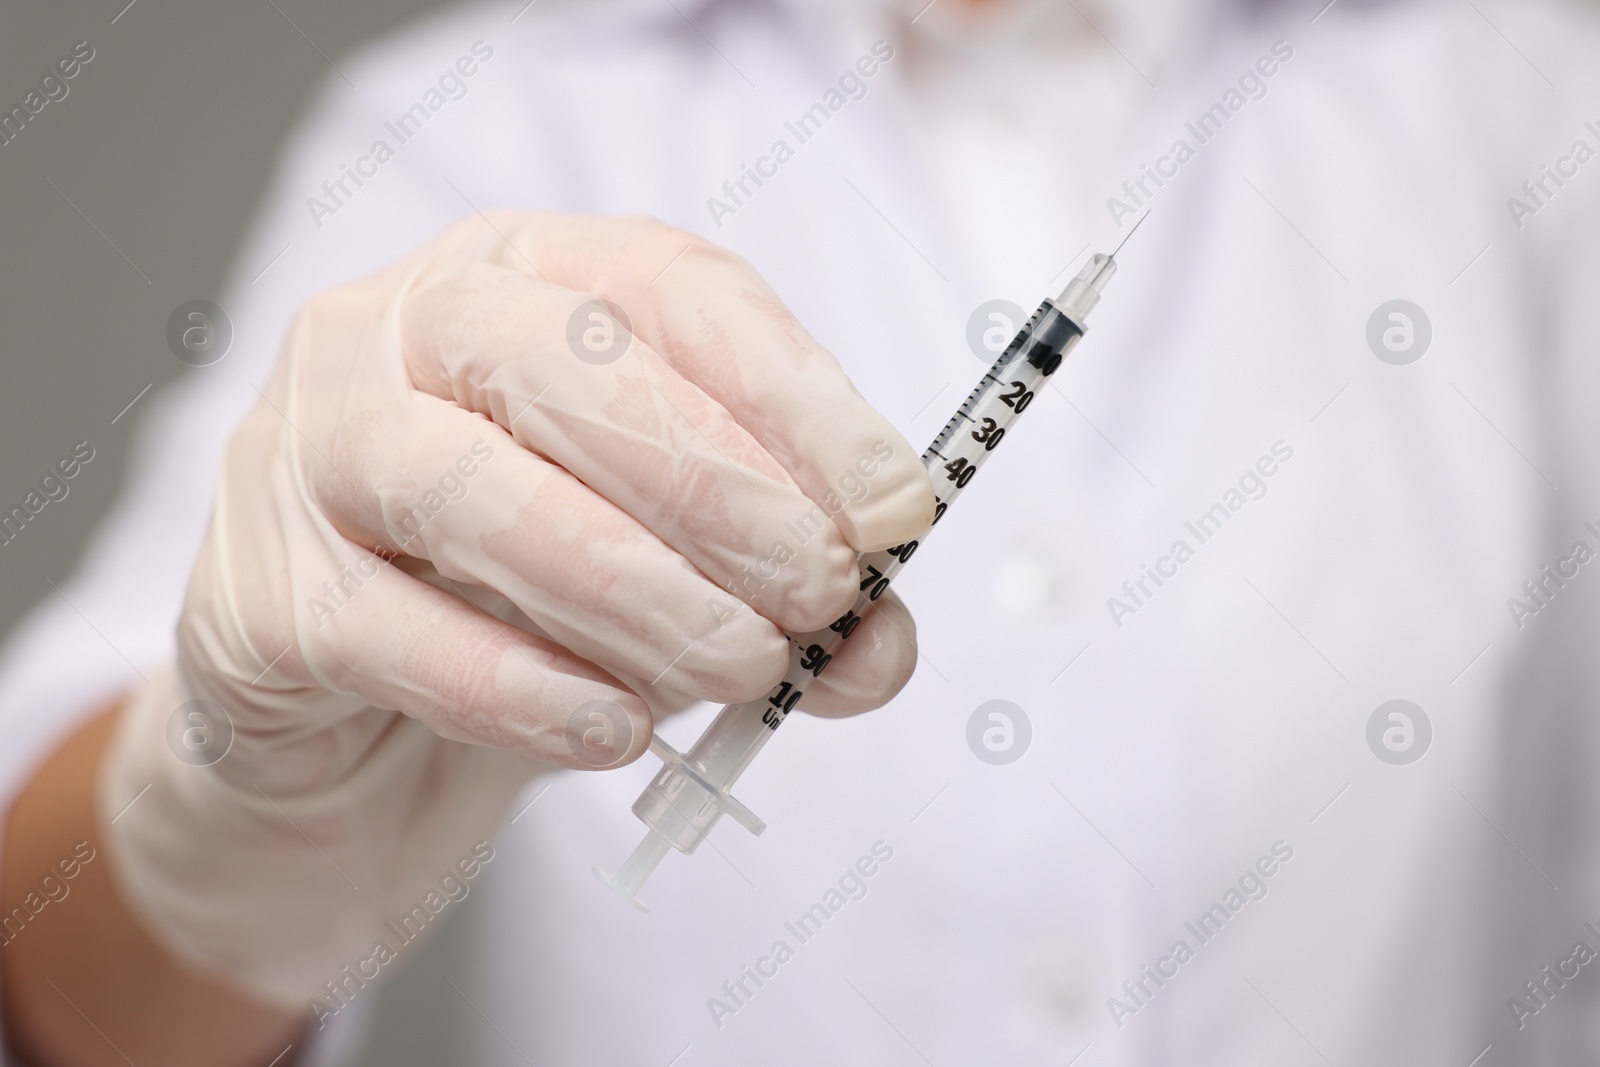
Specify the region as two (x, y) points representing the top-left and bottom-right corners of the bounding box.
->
(1030, 940), (1096, 1019)
(994, 548), (1062, 613)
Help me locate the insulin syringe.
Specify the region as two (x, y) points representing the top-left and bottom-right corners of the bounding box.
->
(596, 249), (1123, 910)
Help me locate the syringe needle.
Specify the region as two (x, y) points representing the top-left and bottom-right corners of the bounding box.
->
(1111, 211), (1151, 259)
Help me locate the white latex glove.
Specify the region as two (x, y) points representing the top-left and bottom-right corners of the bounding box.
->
(98, 213), (937, 1009)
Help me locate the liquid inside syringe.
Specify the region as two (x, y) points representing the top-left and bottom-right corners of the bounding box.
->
(596, 251), (1121, 910)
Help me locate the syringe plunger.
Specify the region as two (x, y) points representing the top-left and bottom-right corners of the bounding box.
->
(593, 830), (672, 912)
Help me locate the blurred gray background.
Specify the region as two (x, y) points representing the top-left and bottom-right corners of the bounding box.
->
(0, 2), (467, 1062)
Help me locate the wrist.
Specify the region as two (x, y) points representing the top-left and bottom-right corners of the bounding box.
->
(98, 665), (537, 1007)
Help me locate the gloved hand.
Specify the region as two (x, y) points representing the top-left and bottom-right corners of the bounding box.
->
(99, 213), (937, 1009)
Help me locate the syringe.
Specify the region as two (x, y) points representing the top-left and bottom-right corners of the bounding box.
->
(596, 249), (1122, 910)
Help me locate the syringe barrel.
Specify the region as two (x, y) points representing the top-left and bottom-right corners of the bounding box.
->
(628, 274), (1100, 857)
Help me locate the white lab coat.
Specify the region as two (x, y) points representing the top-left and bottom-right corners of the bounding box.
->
(4, 0), (1600, 1063)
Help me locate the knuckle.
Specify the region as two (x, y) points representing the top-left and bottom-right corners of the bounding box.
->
(610, 212), (673, 236)
(776, 555), (858, 632)
(691, 615), (788, 703)
(623, 222), (741, 275)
